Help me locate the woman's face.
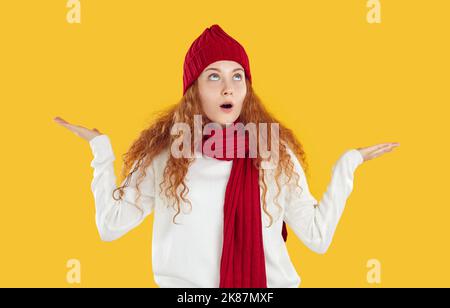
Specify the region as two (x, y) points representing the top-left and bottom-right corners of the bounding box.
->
(197, 60), (247, 127)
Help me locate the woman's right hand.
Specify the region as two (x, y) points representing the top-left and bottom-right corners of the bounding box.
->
(53, 116), (103, 142)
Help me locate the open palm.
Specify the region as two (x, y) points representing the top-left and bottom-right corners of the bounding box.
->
(54, 116), (102, 142)
(357, 142), (400, 162)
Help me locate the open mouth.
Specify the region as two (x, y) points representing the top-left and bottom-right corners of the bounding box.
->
(220, 103), (234, 110)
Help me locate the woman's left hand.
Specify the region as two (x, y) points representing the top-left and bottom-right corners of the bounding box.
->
(357, 142), (400, 162)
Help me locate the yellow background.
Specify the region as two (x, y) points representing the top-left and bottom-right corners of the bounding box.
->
(1, 0), (449, 287)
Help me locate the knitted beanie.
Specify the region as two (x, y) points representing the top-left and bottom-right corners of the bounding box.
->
(182, 24), (252, 95)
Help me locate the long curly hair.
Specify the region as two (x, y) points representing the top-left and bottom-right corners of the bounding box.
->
(112, 79), (310, 227)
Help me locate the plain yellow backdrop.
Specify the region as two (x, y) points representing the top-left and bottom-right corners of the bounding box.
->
(1, 0), (449, 287)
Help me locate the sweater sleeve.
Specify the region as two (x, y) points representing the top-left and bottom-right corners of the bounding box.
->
(89, 134), (155, 242)
(283, 148), (364, 254)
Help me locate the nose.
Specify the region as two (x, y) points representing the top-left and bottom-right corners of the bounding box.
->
(222, 82), (233, 96)
(223, 89), (233, 96)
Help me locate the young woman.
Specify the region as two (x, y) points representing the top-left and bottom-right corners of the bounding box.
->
(54, 24), (399, 288)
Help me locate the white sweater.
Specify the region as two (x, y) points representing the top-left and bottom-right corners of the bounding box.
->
(89, 134), (364, 288)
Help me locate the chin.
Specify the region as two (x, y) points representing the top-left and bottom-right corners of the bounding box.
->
(218, 115), (238, 125)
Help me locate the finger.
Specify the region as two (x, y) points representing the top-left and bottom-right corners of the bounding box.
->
(54, 116), (69, 125)
(58, 121), (78, 133)
(54, 119), (74, 131)
(54, 116), (84, 132)
(54, 116), (78, 130)
(366, 143), (392, 152)
(365, 142), (400, 154)
(370, 144), (396, 158)
(56, 122), (85, 137)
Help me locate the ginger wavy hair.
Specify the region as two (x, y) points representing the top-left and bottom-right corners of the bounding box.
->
(112, 79), (310, 227)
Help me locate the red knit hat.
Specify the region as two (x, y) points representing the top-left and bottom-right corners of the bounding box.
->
(182, 24), (252, 95)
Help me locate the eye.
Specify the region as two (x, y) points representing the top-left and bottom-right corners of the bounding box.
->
(208, 73), (220, 81)
(233, 73), (243, 81)
(207, 73), (244, 81)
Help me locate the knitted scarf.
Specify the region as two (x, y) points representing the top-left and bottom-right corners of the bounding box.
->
(200, 120), (288, 288)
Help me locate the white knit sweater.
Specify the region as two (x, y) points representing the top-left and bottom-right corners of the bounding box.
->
(89, 134), (364, 288)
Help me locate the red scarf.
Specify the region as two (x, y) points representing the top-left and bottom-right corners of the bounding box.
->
(200, 120), (288, 288)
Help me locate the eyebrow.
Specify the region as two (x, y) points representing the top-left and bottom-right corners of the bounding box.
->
(204, 67), (245, 73)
